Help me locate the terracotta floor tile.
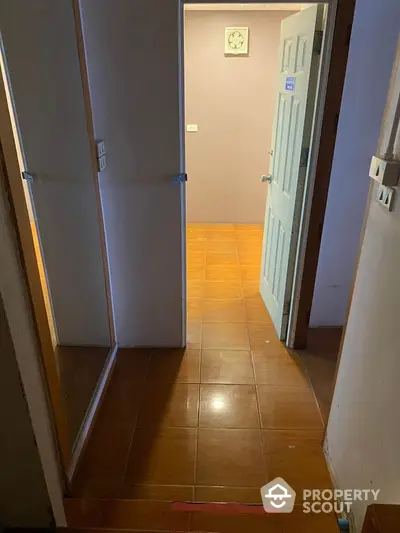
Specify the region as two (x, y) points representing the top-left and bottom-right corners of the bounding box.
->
(137, 383), (199, 428)
(187, 227), (207, 241)
(192, 511), (281, 533)
(236, 230), (264, 243)
(202, 299), (246, 322)
(120, 483), (194, 501)
(240, 264), (261, 282)
(281, 507), (339, 533)
(187, 266), (206, 281)
(200, 349), (254, 384)
(65, 498), (190, 531)
(187, 322), (202, 349)
(187, 280), (204, 298)
(252, 351), (311, 389)
(205, 224), (235, 231)
(207, 240), (238, 254)
(242, 282), (261, 298)
(245, 296), (273, 324)
(72, 228), (335, 526)
(262, 429), (324, 454)
(188, 223), (206, 230)
(207, 230), (237, 242)
(188, 298), (203, 321)
(237, 245), (262, 265)
(257, 386), (323, 430)
(203, 281), (242, 299)
(125, 427), (197, 486)
(205, 264), (242, 281)
(268, 449), (333, 495)
(207, 251), (239, 266)
(147, 349), (200, 383)
(235, 224), (263, 231)
(71, 378), (143, 497)
(194, 485), (262, 504)
(114, 349), (151, 382)
(196, 428), (267, 487)
(188, 252), (206, 268)
(187, 241), (207, 253)
(199, 384), (260, 429)
(248, 324), (282, 350)
(202, 323), (250, 350)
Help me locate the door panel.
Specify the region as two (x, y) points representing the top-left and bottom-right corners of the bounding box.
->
(260, 5), (323, 340)
(0, 0), (110, 346)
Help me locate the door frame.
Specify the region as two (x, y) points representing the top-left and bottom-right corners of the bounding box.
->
(0, 1), (117, 486)
(182, 0), (355, 349)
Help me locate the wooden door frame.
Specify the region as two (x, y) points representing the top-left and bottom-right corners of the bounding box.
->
(288, 0), (356, 348)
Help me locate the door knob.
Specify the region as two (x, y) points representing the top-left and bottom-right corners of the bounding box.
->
(260, 174), (272, 183)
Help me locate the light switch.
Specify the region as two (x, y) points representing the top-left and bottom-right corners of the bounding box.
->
(96, 140), (106, 158)
(186, 124), (198, 132)
(97, 154), (107, 172)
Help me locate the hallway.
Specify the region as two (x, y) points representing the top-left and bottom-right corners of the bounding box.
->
(67, 224), (338, 532)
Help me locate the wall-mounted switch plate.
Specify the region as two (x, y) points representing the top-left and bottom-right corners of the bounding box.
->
(369, 156), (400, 186)
(97, 154), (106, 172)
(376, 184), (395, 211)
(96, 140), (106, 158)
(186, 124), (198, 132)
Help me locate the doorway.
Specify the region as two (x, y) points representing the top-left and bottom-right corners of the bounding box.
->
(184, 3), (325, 344)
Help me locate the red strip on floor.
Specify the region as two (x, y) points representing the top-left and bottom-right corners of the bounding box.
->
(172, 501), (265, 515)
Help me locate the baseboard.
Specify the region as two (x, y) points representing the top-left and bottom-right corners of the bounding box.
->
(324, 437), (356, 532)
(67, 343), (118, 482)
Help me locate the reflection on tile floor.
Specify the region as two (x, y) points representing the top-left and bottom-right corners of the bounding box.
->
(69, 224), (338, 532)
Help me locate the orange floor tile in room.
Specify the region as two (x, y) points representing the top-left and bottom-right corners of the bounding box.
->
(68, 224), (338, 533)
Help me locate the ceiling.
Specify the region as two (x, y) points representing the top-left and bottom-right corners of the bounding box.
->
(185, 3), (306, 10)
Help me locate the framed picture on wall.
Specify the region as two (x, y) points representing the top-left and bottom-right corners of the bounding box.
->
(225, 27), (249, 56)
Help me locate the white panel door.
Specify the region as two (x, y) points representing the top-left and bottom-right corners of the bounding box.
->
(260, 6), (323, 340)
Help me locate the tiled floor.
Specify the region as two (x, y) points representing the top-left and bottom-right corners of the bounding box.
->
(298, 327), (342, 424)
(68, 224), (338, 532)
(57, 345), (109, 451)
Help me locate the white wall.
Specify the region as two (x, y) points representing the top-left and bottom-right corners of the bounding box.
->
(310, 0), (400, 327)
(326, 3), (400, 530)
(0, 0), (110, 346)
(185, 10), (293, 224)
(80, 0), (184, 347)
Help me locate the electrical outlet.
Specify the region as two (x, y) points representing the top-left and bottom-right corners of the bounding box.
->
(376, 184), (394, 211)
(97, 154), (106, 172)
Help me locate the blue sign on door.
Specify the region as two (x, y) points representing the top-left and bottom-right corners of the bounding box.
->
(285, 77), (296, 91)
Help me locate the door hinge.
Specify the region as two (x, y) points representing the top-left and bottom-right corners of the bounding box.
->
(283, 300), (291, 315)
(300, 147), (310, 168)
(313, 30), (323, 55)
(22, 171), (35, 183)
(172, 173), (187, 184)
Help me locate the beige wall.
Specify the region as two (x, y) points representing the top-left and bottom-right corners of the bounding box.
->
(0, 296), (51, 527)
(325, 1), (400, 530)
(185, 10), (294, 224)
